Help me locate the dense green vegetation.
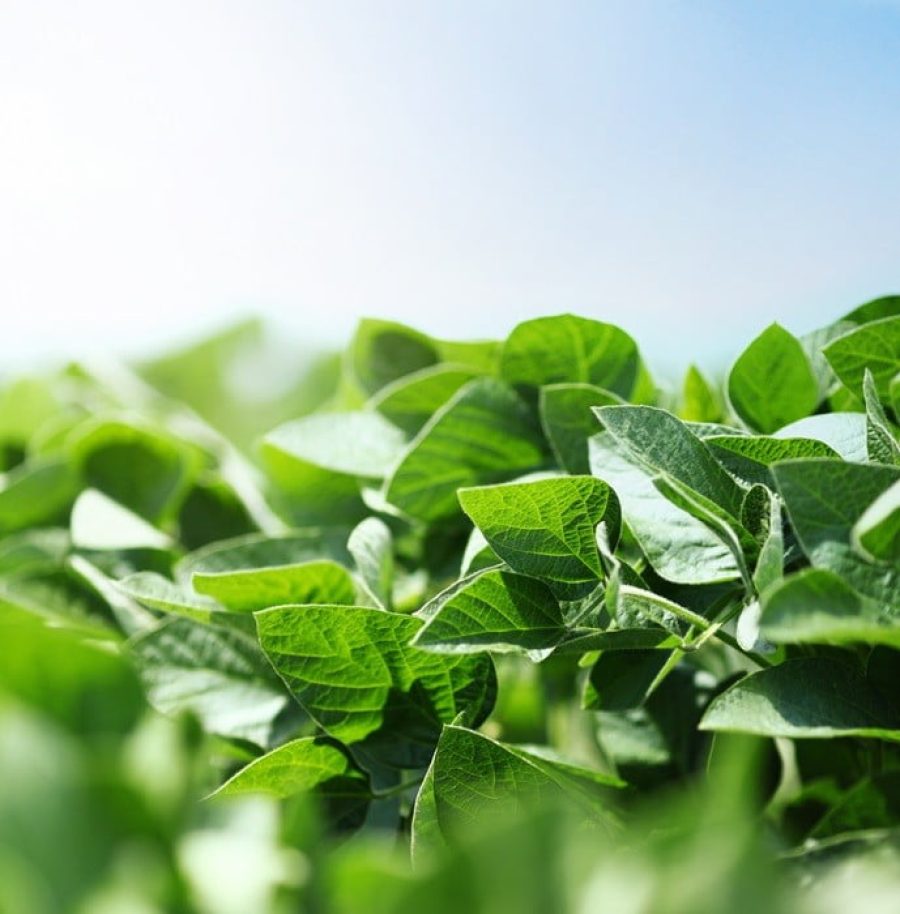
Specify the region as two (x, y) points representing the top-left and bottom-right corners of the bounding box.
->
(1, 300), (899, 913)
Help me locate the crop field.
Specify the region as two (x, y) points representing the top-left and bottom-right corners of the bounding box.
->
(1, 299), (899, 913)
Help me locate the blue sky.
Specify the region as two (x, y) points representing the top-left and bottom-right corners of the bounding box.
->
(1, 1), (898, 377)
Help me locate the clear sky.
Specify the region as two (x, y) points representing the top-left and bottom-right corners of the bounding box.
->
(1, 1), (898, 378)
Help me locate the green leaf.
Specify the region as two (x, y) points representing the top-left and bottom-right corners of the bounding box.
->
(410, 753), (444, 863)
(0, 377), (59, 449)
(708, 435), (838, 487)
(118, 571), (224, 624)
(262, 411), (407, 525)
(596, 405), (746, 521)
(383, 378), (547, 523)
(130, 617), (293, 746)
(255, 604), (495, 768)
(589, 433), (740, 584)
(538, 383), (622, 474)
(347, 517), (394, 609)
(70, 489), (173, 551)
(500, 314), (642, 398)
(413, 569), (564, 657)
(193, 560), (357, 612)
(263, 411), (406, 479)
(457, 476), (619, 600)
(760, 568), (900, 648)
(429, 724), (622, 835)
(727, 323), (819, 433)
(774, 412), (868, 462)
(864, 369), (900, 465)
(700, 657), (900, 742)
(852, 480), (900, 565)
(348, 319), (440, 396)
(679, 364), (721, 423)
(177, 530), (351, 583)
(824, 315), (900, 400)
(213, 737), (367, 799)
(68, 418), (198, 524)
(459, 528), (499, 576)
(369, 365), (480, 434)
(0, 459), (80, 534)
(773, 459), (900, 606)
(841, 295), (900, 325)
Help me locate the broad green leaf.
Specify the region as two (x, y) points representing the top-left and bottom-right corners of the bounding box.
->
(177, 530), (351, 584)
(457, 476), (619, 600)
(70, 488), (172, 551)
(679, 364), (721, 423)
(773, 459), (900, 606)
(348, 318), (440, 396)
(841, 295), (900, 325)
(383, 378), (547, 523)
(347, 517), (394, 609)
(68, 418), (198, 524)
(369, 365), (479, 434)
(709, 435), (838, 487)
(117, 571), (228, 625)
(773, 412), (868, 462)
(864, 369), (900, 465)
(256, 604), (495, 768)
(893, 372), (900, 419)
(262, 411), (407, 524)
(193, 559), (356, 612)
(727, 323), (819, 433)
(130, 617), (293, 746)
(589, 433), (740, 584)
(263, 411), (406, 479)
(852, 480), (900, 564)
(429, 724), (622, 835)
(538, 383), (622, 474)
(596, 405), (745, 521)
(824, 315), (900, 400)
(0, 460), (79, 534)
(413, 569), (564, 657)
(176, 476), (257, 550)
(760, 568), (900, 647)
(213, 737), (367, 799)
(436, 338), (502, 374)
(500, 314), (642, 398)
(700, 657), (900, 742)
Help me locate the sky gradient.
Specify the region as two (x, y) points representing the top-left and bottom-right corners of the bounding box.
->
(1, 0), (898, 377)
